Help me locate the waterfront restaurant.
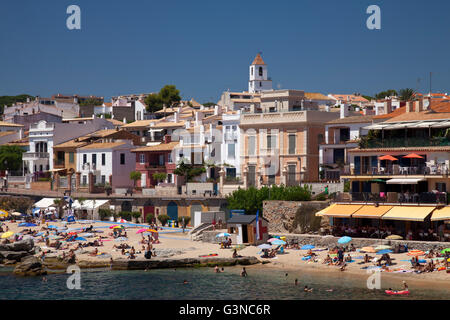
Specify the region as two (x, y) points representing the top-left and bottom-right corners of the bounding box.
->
(316, 203), (450, 242)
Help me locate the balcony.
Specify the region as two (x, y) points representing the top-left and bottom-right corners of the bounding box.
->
(332, 192), (447, 205)
(54, 160), (65, 168)
(362, 136), (450, 149)
(346, 164), (448, 177)
(145, 163), (165, 169)
(81, 163), (98, 171)
(23, 152), (49, 161)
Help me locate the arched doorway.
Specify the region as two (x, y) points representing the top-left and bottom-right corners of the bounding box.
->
(190, 203), (203, 227)
(167, 201), (178, 221)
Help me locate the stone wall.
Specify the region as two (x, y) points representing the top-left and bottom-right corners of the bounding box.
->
(263, 200), (329, 234)
(268, 233), (449, 252)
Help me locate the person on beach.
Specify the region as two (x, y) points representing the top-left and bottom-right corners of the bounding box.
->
(402, 281), (408, 291)
(241, 267), (248, 277)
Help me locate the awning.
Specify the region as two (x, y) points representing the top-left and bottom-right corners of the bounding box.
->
(430, 207), (450, 221)
(382, 206), (435, 221)
(319, 204), (363, 218)
(386, 178), (426, 185)
(33, 198), (59, 209)
(363, 124), (390, 130)
(352, 205), (393, 219)
(72, 199), (109, 210)
(315, 203), (337, 217)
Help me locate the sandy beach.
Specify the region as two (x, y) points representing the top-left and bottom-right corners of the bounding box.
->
(1, 219), (449, 286)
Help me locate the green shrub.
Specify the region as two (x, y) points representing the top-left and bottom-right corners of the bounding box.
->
(131, 211), (141, 223)
(178, 216), (191, 226)
(157, 214), (170, 226)
(119, 211), (132, 221)
(146, 214), (155, 224)
(98, 208), (113, 221)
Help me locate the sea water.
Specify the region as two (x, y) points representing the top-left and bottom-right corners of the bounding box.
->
(0, 266), (448, 300)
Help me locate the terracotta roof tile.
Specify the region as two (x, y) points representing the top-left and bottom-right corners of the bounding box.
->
(132, 141), (179, 152)
(251, 53), (265, 65)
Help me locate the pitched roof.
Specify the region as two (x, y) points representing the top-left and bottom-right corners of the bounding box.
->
(0, 131), (17, 138)
(132, 141), (179, 152)
(107, 118), (125, 126)
(121, 120), (159, 128)
(305, 92), (334, 101)
(150, 121), (186, 128)
(227, 215), (268, 224)
(78, 142), (127, 150)
(329, 94), (369, 103)
(373, 106), (406, 119)
(251, 53), (265, 65)
(53, 139), (89, 149)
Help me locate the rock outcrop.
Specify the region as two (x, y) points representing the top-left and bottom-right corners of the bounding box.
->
(0, 238), (35, 263)
(13, 256), (47, 276)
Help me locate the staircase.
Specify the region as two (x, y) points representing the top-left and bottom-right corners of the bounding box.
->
(189, 223), (213, 241)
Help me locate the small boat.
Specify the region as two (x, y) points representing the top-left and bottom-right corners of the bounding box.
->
(385, 290), (410, 295)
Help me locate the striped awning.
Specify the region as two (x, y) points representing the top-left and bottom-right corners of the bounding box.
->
(351, 205), (393, 219)
(382, 206), (435, 221)
(430, 206), (450, 221)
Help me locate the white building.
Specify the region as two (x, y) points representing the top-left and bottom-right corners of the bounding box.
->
(76, 140), (135, 190)
(248, 53), (272, 93)
(23, 118), (114, 174)
(221, 111), (241, 180)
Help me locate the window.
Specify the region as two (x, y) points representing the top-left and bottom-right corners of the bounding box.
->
(92, 154), (97, 165)
(139, 154), (145, 164)
(228, 143), (235, 159)
(167, 174), (173, 183)
(288, 165), (296, 185)
(101, 175), (106, 184)
(226, 168), (236, 178)
(168, 152), (173, 163)
(340, 128), (350, 142)
(288, 134), (296, 154)
(259, 81), (262, 87)
(69, 152), (74, 164)
(102, 153), (106, 166)
(251, 67), (253, 76)
(436, 182), (446, 192)
(248, 136), (256, 156)
(267, 134), (276, 150)
(83, 154), (87, 164)
(268, 174), (275, 185)
(120, 153), (125, 165)
(82, 175), (87, 186)
(259, 67), (263, 76)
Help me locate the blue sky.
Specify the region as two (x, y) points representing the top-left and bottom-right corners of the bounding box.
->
(1, 0), (450, 102)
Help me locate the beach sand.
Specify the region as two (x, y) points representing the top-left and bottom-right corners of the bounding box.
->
(2, 220), (449, 286)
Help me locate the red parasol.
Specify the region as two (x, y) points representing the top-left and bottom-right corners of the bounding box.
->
(403, 153), (424, 159)
(378, 155), (398, 161)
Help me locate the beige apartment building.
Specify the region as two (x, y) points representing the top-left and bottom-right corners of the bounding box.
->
(239, 90), (339, 187)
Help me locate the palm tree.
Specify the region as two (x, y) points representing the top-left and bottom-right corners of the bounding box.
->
(398, 88), (416, 101)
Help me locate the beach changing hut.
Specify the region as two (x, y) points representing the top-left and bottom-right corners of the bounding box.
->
(226, 215), (269, 245)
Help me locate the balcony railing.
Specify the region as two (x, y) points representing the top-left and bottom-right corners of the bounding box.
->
(23, 152), (49, 160)
(54, 160), (65, 168)
(82, 163), (97, 171)
(332, 192), (447, 205)
(350, 165), (448, 176)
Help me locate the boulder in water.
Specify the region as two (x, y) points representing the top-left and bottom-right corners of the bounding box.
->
(0, 238), (34, 252)
(13, 256), (47, 276)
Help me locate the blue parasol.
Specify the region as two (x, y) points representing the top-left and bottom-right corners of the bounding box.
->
(338, 236), (352, 244)
(301, 244), (315, 250)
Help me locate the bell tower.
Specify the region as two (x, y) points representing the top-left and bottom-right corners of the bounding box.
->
(248, 53), (272, 93)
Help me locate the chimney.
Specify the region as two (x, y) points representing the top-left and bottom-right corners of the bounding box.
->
(214, 105), (222, 116)
(174, 112), (179, 123)
(383, 100), (392, 115)
(340, 104), (349, 119)
(195, 111), (204, 125)
(163, 135), (171, 143)
(414, 99), (423, 113)
(423, 97), (431, 110)
(123, 117), (126, 123)
(406, 101), (413, 113)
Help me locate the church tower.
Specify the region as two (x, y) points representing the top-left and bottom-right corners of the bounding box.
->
(248, 53), (272, 93)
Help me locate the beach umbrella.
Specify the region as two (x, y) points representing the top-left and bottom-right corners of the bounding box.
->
(403, 153), (424, 159)
(267, 238), (281, 242)
(338, 236), (352, 244)
(375, 245), (391, 251)
(378, 155), (398, 161)
(385, 235), (403, 240)
(440, 248), (450, 254)
(115, 237), (128, 241)
(136, 229), (147, 234)
(407, 250), (425, 256)
(1, 231), (14, 239)
(271, 239), (286, 245)
(11, 212), (23, 217)
(146, 229), (158, 233)
(113, 226), (124, 229)
(258, 243), (272, 250)
(75, 237), (87, 241)
(361, 246), (376, 253)
(68, 232), (78, 236)
(215, 232), (231, 238)
(301, 245), (315, 250)
(0, 210), (8, 218)
(118, 219), (127, 223)
(376, 249), (393, 255)
(109, 225), (119, 229)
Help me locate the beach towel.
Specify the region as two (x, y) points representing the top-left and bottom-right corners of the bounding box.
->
(199, 254), (218, 257)
(302, 256), (311, 261)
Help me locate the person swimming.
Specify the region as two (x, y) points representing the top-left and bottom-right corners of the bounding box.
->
(294, 279), (298, 286)
(304, 286), (313, 292)
(241, 267), (248, 277)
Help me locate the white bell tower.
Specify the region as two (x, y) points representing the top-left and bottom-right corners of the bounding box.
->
(248, 53), (272, 93)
